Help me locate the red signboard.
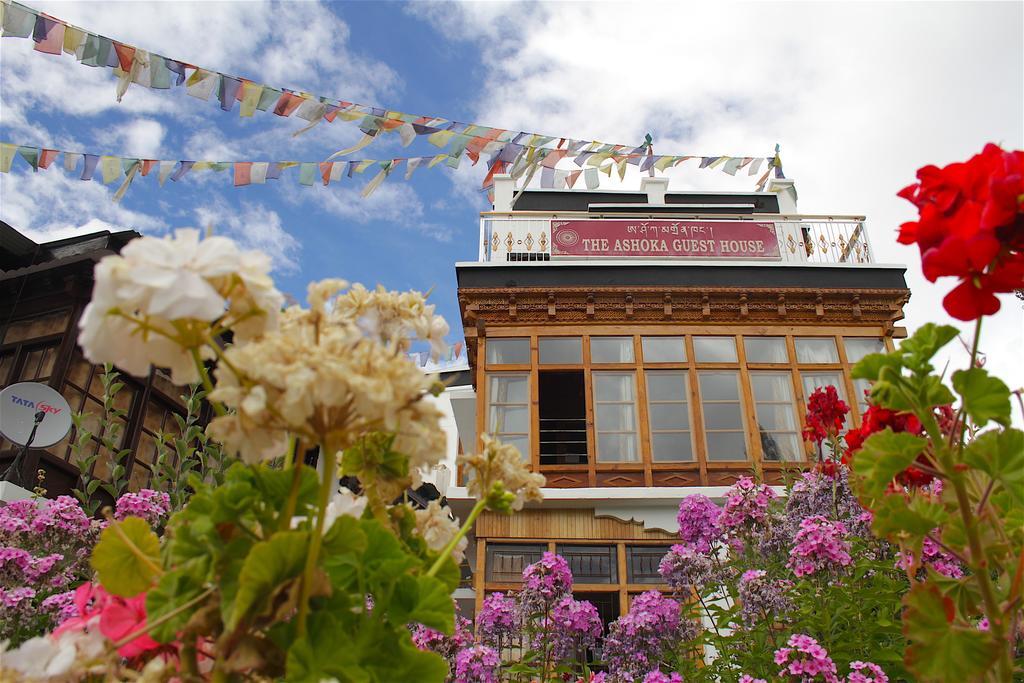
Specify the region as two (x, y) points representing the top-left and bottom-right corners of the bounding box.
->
(550, 220), (781, 259)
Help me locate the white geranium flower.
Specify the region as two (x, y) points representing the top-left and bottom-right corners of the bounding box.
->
(414, 499), (466, 564)
(1, 633), (76, 679)
(291, 487), (368, 532)
(78, 228), (283, 384)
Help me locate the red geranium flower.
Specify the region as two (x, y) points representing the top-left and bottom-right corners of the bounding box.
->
(803, 385), (849, 446)
(843, 403), (944, 488)
(898, 143), (1024, 320)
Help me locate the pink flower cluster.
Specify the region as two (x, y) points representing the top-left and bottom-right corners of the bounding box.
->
(642, 671), (684, 683)
(738, 569), (793, 627)
(846, 660), (889, 683)
(411, 615), (473, 663)
(475, 591), (517, 646)
(603, 591), (697, 681)
(0, 585), (36, 608)
(658, 543), (716, 594)
(675, 494), (723, 553)
(41, 590), (79, 623)
(522, 551), (573, 601)
(453, 643), (500, 683)
(539, 595), (603, 660)
(895, 534), (964, 579)
(0, 496), (90, 538)
(788, 516), (852, 578)
(774, 633), (839, 681)
(114, 489), (171, 527)
(719, 477), (776, 532)
(740, 676), (768, 683)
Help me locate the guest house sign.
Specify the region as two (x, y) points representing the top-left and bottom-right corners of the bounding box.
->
(550, 220), (781, 259)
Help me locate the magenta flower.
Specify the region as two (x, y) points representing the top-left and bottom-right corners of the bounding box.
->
(740, 676), (768, 683)
(675, 494), (723, 552)
(642, 671), (684, 683)
(454, 643), (500, 683)
(846, 660), (888, 683)
(114, 489), (171, 527)
(719, 477), (776, 532)
(476, 591), (518, 646)
(788, 516), (852, 578)
(774, 633), (839, 682)
(895, 533), (963, 579)
(658, 543), (718, 594)
(738, 569), (793, 626)
(603, 591), (698, 681)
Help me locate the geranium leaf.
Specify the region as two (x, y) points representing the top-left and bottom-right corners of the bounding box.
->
(898, 323), (959, 374)
(852, 352), (902, 382)
(963, 429), (1024, 505)
(91, 516), (162, 597)
(390, 574), (454, 634)
(870, 493), (948, 538)
(851, 428), (928, 498)
(228, 530), (308, 630)
(953, 368), (1011, 427)
(145, 566), (206, 643)
(904, 584), (999, 681)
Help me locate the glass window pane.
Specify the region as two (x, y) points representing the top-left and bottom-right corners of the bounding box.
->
(698, 371), (740, 401)
(591, 337), (634, 363)
(596, 404), (637, 432)
(801, 372), (847, 402)
(646, 371), (688, 401)
(795, 337), (839, 363)
(759, 432), (802, 461)
(755, 404), (798, 431)
(486, 543), (545, 583)
(489, 406), (529, 434)
(539, 337), (582, 364)
(642, 337), (686, 363)
(844, 338), (886, 363)
(555, 545), (617, 583)
(652, 433), (694, 461)
(500, 436), (530, 462)
(705, 432), (747, 460)
(486, 338), (530, 364)
(649, 403), (690, 431)
(597, 433), (639, 462)
(703, 403), (744, 430)
(853, 378), (872, 412)
(627, 546), (673, 584)
(750, 373), (794, 402)
(744, 337), (788, 363)
(489, 374), (529, 403)
(594, 373), (636, 401)
(693, 336), (738, 363)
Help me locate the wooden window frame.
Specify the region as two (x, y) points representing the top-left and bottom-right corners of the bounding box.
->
(477, 326), (888, 486)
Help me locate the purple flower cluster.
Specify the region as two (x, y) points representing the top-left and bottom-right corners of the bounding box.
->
(0, 585), (36, 608)
(738, 569), (793, 627)
(719, 477), (776, 533)
(774, 633), (839, 681)
(788, 516), (852, 578)
(538, 595), (602, 660)
(641, 671), (684, 683)
(786, 470), (873, 540)
(114, 489), (171, 527)
(740, 676), (768, 683)
(26, 496), (90, 535)
(453, 643), (500, 683)
(40, 590), (79, 623)
(411, 615), (474, 662)
(658, 543), (717, 594)
(895, 534), (963, 579)
(519, 551), (573, 615)
(603, 591), (698, 682)
(475, 591), (518, 647)
(675, 494), (723, 553)
(846, 660), (889, 683)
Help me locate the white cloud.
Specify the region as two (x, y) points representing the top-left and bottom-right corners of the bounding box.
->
(95, 118), (166, 158)
(193, 200), (301, 273)
(0, 167), (165, 241)
(417, 1), (1024, 417)
(301, 181), (453, 242)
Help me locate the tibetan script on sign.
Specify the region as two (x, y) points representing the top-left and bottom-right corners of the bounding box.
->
(550, 220), (781, 259)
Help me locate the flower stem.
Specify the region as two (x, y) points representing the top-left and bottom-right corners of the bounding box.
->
(296, 447), (338, 638)
(189, 347), (225, 417)
(426, 499), (485, 578)
(111, 588), (214, 649)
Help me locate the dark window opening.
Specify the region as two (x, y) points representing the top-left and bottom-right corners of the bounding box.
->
(575, 591), (621, 666)
(539, 370), (588, 465)
(626, 545), (673, 584)
(556, 544), (617, 584)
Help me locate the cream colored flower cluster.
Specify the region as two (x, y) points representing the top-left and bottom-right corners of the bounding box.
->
(459, 434), (546, 513)
(414, 499), (468, 564)
(206, 279), (446, 475)
(78, 229), (282, 384)
(330, 282), (449, 359)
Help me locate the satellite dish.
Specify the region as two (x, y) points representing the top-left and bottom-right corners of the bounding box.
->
(0, 382), (73, 448)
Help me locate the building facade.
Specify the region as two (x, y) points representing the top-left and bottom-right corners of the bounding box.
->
(0, 222), (201, 500)
(436, 175), (910, 625)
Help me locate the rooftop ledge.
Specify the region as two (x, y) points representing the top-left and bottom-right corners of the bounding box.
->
(456, 259), (908, 270)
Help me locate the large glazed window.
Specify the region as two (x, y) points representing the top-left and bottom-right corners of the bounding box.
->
(693, 336), (738, 363)
(485, 543), (545, 583)
(801, 371), (847, 405)
(744, 337), (789, 364)
(645, 370), (694, 462)
(591, 337), (634, 364)
(641, 336), (686, 363)
(487, 373), (531, 461)
(844, 338), (886, 413)
(593, 371), (639, 462)
(486, 337), (530, 365)
(539, 337), (582, 364)
(750, 372), (802, 461)
(795, 337), (840, 364)
(698, 370), (748, 461)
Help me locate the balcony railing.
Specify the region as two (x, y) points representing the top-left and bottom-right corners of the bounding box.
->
(479, 213), (873, 265)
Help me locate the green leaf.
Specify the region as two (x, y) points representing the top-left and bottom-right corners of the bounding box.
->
(953, 368), (1011, 427)
(91, 517), (162, 597)
(903, 584), (999, 682)
(228, 530), (309, 630)
(871, 492), (949, 538)
(852, 352), (903, 382)
(963, 429), (1024, 505)
(322, 516), (368, 590)
(851, 429), (928, 498)
(899, 323), (959, 374)
(145, 567), (206, 643)
(390, 575), (455, 634)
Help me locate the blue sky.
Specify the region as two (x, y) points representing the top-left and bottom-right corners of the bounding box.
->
(1, 1), (1022, 380)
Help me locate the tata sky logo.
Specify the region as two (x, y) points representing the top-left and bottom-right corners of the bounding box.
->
(8, 393), (64, 415)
